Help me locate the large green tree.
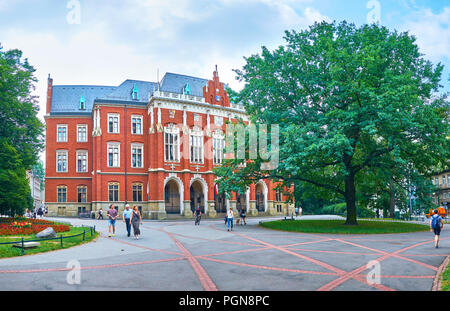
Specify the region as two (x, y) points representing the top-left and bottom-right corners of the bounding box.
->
(0, 45), (44, 216)
(0, 45), (44, 169)
(215, 21), (449, 225)
(0, 139), (30, 216)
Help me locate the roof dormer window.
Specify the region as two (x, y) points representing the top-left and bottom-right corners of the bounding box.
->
(183, 83), (191, 95)
(132, 84), (139, 100)
(79, 95), (86, 110)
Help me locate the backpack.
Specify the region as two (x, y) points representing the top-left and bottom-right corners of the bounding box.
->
(431, 215), (441, 229)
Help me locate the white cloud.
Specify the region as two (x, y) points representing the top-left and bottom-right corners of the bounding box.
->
(402, 7), (450, 62)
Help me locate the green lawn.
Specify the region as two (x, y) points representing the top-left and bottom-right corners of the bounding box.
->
(259, 219), (429, 234)
(441, 262), (450, 291)
(0, 226), (98, 258)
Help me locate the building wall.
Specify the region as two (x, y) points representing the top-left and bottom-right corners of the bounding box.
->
(45, 71), (294, 218)
(431, 171), (450, 208)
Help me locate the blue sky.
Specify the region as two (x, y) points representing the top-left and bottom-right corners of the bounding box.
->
(0, 0), (449, 123)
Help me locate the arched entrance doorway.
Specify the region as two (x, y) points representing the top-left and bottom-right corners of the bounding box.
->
(256, 183), (265, 212)
(236, 192), (247, 213)
(190, 180), (205, 213)
(165, 180), (180, 214)
(214, 184), (227, 213)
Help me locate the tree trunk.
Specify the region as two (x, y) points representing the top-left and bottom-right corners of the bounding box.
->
(389, 182), (395, 219)
(345, 172), (358, 225)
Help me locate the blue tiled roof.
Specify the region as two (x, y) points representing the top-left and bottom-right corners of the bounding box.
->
(104, 79), (158, 102)
(160, 72), (208, 97)
(51, 85), (116, 114)
(50, 73), (209, 115)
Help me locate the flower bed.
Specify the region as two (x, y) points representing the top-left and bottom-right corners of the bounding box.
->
(0, 218), (70, 236)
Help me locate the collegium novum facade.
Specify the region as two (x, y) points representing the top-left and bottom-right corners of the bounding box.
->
(45, 68), (294, 219)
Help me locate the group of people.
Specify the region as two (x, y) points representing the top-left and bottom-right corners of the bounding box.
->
(25, 206), (47, 219)
(105, 204), (143, 240)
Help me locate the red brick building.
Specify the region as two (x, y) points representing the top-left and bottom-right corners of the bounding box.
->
(44, 69), (294, 219)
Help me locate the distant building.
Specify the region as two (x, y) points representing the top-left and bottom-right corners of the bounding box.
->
(431, 169), (450, 209)
(26, 170), (42, 210)
(44, 68), (294, 218)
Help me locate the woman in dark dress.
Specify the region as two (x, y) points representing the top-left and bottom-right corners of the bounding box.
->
(130, 206), (143, 240)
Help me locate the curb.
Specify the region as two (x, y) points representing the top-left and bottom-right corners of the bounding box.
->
(432, 255), (449, 291)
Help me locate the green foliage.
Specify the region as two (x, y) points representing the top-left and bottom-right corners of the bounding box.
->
(0, 45), (44, 169)
(0, 140), (30, 216)
(215, 21), (449, 225)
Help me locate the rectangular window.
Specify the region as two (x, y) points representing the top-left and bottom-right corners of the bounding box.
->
(215, 116), (224, 127)
(57, 125), (67, 142)
(107, 143), (120, 167)
(132, 184), (143, 202)
(276, 190), (282, 202)
(108, 183), (119, 202)
(77, 125), (88, 142)
(108, 114), (120, 133)
(76, 151), (88, 173)
(443, 175), (446, 185)
(213, 137), (224, 165)
(190, 134), (203, 163)
(56, 151), (68, 172)
(131, 116), (143, 134)
(77, 186), (87, 203)
(131, 144), (143, 168)
(164, 131), (179, 162)
(57, 186), (67, 202)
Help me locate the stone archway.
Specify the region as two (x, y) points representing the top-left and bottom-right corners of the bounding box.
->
(190, 180), (205, 213)
(190, 176), (208, 213)
(255, 181), (268, 212)
(164, 176), (184, 215)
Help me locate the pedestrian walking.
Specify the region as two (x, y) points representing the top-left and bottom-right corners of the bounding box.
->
(226, 207), (234, 231)
(194, 206), (202, 225)
(123, 204), (132, 237)
(295, 206), (299, 217)
(107, 204), (118, 237)
(299, 207), (303, 217)
(37, 207), (43, 218)
(98, 208), (104, 220)
(430, 209), (444, 248)
(240, 209), (246, 225)
(130, 206), (142, 240)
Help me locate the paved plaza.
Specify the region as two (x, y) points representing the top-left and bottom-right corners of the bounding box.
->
(0, 216), (448, 291)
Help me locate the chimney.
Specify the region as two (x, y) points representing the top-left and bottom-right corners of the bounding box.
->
(46, 74), (53, 114)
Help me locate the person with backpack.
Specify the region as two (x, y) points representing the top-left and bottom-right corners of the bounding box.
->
(430, 209), (444, 248)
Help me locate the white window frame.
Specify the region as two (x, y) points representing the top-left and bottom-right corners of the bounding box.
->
(190, 126), (204, 164)
(108, 182), (119, 202)
(131, 115), (143, 135)
(77, 124), (88, 142)
(212, 130), (225, 165)
(76, 150), (88, 173)
(57, 186), (67, 202)
(107, 142), (121, 168)
(108, 113), (120, 134)
(56, 150), (68, 173)
(77, 186), (87, 203)
(164, 124), (180, 162)
(132, 183), (143, 202)
(57, 124), (68, 142)
(215, 116), (224, 127)
(131, 143), (144, 168)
